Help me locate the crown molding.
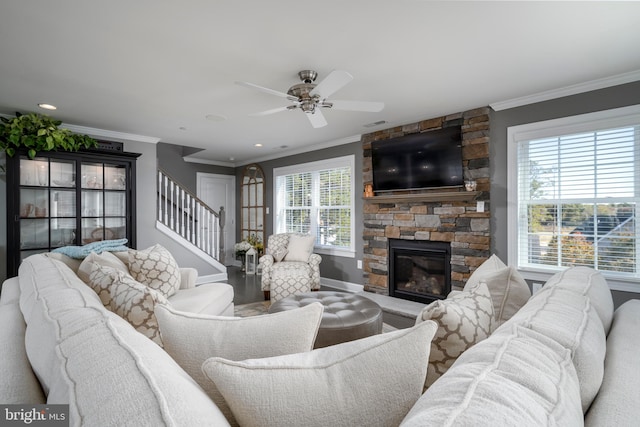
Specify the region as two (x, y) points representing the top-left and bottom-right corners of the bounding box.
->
(182, 134), (362, 168)
(234, 134), (362, 167)
(490, 69), (640, 111)
(0, 113), (160, 144)
(182, 156), (236, 168)
(62, 123), (160, 144)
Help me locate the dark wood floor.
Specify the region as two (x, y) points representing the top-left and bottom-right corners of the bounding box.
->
(223, 266), (265, 305)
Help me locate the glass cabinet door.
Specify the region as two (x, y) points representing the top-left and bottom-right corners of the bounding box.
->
(17, 156), (79, 262)
(80, 162), (128, 244)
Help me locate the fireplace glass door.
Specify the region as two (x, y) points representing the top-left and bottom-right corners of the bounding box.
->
(389, 239), (451, 303)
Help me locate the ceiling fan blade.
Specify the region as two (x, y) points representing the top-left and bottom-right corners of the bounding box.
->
(249, 106), (292, 116)
(330, 100), (385, 112)
(235, 81), (298, 101)
(306, 109), (328, 128)
(309, 70), (353, 99)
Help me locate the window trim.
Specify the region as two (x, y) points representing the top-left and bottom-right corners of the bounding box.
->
(507, 104), (640, 292)
(273, 155), (356, 258)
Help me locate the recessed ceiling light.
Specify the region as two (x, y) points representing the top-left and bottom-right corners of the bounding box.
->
(254, 143), (263, 147)
(205, 114), (227, 122)
(38, 103), (57, 110)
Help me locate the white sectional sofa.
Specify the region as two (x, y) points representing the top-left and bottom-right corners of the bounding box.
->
(0, 253), (638, 426)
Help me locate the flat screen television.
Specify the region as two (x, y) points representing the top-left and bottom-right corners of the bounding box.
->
(371, 126), (463, 192)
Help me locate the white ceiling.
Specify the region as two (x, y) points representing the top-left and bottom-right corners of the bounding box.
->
(1, 1), (640, 166)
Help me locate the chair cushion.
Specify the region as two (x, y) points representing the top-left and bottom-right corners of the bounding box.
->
(202, 320), (438, 427)
(168, 282), (234, 316)
(155, 303), (324, 425)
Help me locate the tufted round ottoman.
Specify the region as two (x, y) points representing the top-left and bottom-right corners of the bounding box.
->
(269, 291), (383, 348)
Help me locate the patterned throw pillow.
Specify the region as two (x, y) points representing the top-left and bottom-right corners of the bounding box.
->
(267, 234), (290, 261)
(87, 264), (119, 307)
(271, 248), (288, 262)
(109, 271), (168, 347)
(416, 282), (494, 389)
(128, 244), (181, 298)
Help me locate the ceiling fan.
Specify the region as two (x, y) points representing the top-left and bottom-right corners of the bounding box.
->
(235, 70), (384, 128)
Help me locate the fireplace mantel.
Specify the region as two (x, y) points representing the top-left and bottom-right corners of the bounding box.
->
(363, 191), (478, 203)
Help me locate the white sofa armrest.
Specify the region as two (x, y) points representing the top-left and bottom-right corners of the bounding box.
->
(180, 268), (198, 290)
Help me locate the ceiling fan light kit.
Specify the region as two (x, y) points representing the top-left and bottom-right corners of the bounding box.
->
(236, 69), (384, 128)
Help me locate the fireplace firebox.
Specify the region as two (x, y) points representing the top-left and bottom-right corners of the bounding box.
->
(388, 239), (451, 304)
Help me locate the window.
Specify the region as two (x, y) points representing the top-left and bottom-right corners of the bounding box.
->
(508, 105), (640, 291)
(274, 156), (355, 257)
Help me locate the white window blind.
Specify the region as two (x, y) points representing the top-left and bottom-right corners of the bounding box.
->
(510, 106), (640, 288)
(274, 156), (355, 256)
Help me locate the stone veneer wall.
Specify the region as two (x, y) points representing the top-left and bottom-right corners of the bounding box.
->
(362, 107), (491, 295)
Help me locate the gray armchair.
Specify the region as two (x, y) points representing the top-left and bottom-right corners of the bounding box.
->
(259, 233), (322, 302)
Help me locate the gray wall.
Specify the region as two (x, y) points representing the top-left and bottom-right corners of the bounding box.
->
(157, 142), (234, 190)
(244, 140), (364, 285)
(490, 80), (640, 306)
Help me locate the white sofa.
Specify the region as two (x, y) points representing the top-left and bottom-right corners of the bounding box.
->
(0, 253), (637, 426)
(47, 251), (235, 317)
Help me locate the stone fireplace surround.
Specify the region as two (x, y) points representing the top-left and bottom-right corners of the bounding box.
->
(362, 107), (491, 296)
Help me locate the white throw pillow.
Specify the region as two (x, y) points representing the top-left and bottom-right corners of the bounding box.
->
(155, 302), (324, 425)
(109, 271), (168, 347)
(464, 254), (530, 326)
(283, 234), (315, 262)
(416, 282), (494, 388)
(202, 320), (438, 427)
(128, 244), (181, 298)
(77, 251), (129, 284)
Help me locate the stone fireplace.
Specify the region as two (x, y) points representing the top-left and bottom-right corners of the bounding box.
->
(389, 239), (451, 304)
(362, 107), (491, 297)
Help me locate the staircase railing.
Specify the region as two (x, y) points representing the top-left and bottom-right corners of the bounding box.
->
(157, 169), (225, 262)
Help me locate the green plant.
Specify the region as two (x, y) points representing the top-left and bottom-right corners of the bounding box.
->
(0, 112), (98, 159)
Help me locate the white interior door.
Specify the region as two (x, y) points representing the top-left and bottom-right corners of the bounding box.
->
(196, 173), (235, 266)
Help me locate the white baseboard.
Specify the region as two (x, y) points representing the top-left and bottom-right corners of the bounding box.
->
(196, 273), (228, 285)
(320, 277), (364, 294)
